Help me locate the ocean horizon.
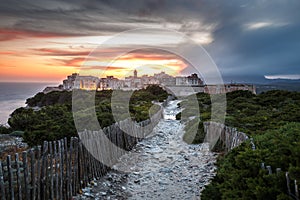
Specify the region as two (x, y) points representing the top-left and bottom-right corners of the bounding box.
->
(0, 82), (58, 125)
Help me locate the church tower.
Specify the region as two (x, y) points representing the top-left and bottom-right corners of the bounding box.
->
(134, 69), (137, 78)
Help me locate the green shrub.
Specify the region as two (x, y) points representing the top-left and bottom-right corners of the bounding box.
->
(0, 125), (11, 135)
(8, 85), (168, 146)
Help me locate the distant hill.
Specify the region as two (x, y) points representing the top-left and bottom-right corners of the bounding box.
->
(255, 79), (300, 93)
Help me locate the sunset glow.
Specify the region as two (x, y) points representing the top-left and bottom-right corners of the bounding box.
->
(1, 1), (299, 83)
(0, 32), (189, 82)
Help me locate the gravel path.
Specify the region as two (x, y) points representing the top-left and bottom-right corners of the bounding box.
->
(75, 100), (217, 200)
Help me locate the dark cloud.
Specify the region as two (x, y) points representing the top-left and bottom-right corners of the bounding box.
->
(203, 0), (300, 81)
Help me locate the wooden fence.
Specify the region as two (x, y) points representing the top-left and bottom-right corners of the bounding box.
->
(0, 105), (164, 200)
(260, 163), (299, 199)
(203, 122), (299, 199)
(203, 121), (249, 152)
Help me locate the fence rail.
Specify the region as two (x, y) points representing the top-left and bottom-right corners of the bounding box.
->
(0, 105), (164, 200)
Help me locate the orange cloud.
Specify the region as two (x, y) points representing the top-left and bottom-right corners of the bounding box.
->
(120, 53), (179, 61)
(53, 57), (87, 67)
(0, 28), (83, 41)
(0, 51), (16, 55)
(81, 66), (125, 70)
(32, 48), (91, 57)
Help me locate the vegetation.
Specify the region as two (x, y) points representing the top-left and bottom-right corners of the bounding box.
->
(201, 122), (300, 200)
(7, 85), (168, 146)
(180, 92), (212, 144)
(177, 90), (300, 199)
(182, 90), (300, 144)
(0, 125), (11, 135)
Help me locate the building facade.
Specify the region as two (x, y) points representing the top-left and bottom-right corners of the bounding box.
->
(63, 73), (99, 90)
(175, 73), (203, 86)
(59, 71), (255, 94)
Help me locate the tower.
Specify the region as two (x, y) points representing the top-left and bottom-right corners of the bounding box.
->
(134, 69), (137, 78)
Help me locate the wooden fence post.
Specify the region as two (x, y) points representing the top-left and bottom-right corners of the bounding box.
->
(7, 155), (14, 200)
(0, 161), (6, 200)
(49, 142), (54, 200)
(22, 151), (30, 200)
(78, 141), (86, 188)
(58, 140), (63, 200)
(15, 153), (22, 200)
(41, 141), (48, 200)
(29, 149), (36, 200)
(36, 146), (41, 200)
(266, 166), (272, 174)
(53, 141), (59, 200)
(69, 137), (74, 197)
(286, 172), (291, 195)
(63, 137), (70, 199)
(61, 139), (66, 200)
(295, 179), (299, 199)
(73, 138), (79, 194)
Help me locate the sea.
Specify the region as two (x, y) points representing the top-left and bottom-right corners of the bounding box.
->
(0, 82), (58, 125)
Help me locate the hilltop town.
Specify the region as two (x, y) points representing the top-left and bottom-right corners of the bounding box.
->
(43, 70), (256, 95)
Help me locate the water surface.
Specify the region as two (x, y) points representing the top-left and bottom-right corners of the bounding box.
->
(0, 82), (57, 125)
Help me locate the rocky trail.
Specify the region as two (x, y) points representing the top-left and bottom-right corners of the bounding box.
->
(75, 100), (217, 200)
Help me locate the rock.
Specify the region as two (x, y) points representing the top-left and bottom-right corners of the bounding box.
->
(83, 192), (94, 197)
(82, 188), (91, 193)
(158, 180), (168, 185)
(159, 167), (172, 173)
(100, 192), (107, 196)
(134, 179), (140, 184)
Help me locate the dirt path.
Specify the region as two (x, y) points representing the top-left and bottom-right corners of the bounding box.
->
(75, 100), (217, 200)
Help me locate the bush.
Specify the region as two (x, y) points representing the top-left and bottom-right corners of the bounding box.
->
(9, 131), (24, 137)
(177, 90), (300, 199)
(0, 125), (11, 134)
(8, 86), (169, 146)
(201, 122), (300, 199)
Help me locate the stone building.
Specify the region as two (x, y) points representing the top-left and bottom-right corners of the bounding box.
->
(175, 73), (203, 86)
(204, 84), (256, 94)
(100, 76), (123, 90)
(63, 73), (99, 90)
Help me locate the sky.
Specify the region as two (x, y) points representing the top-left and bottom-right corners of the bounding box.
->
(0, 0), (299, 83)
